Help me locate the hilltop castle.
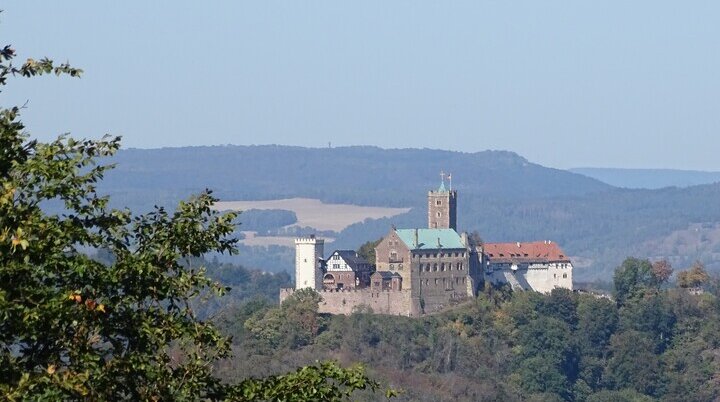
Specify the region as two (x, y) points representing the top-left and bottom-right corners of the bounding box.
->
(280, 175), (573, 316)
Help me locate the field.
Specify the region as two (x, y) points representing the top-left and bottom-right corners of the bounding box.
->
(214, 198), (410, 232)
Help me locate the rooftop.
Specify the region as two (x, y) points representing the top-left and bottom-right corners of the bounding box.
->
(483, 241), (570, 263)
(329, 250), (370, 270)
(395, 228), (465, 250)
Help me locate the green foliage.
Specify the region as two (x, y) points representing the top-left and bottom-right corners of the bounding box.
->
(677, 260), (710, 289)
(233, 361), (395, 401)
(357, 238), (382, 266)
(613, 258), (657, 305)
(0, 39), (388, 401)
(218, 281), (720, 402)
(245, 289), (324, 350)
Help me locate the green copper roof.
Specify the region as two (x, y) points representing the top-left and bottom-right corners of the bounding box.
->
(395, 228), (465, 250)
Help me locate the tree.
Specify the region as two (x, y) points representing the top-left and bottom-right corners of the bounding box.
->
(0, 38), (387, 400)
(357, 238), (382, 266)
(677, 260), (710, 289)
(651, 259), (673, 286)
(613, 257), (655, 305)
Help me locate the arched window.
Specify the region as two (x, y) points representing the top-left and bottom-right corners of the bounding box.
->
(440, 263), (445, 271)
(433, 264), (438, 272)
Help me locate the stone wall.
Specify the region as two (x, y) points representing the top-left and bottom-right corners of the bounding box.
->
(280, 288), (420, 316)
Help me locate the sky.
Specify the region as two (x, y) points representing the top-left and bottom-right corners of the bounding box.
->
(1, 1), (719, 170)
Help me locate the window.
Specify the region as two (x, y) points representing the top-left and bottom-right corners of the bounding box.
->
(436, 212), (441, 217)
(398, 264), (403, 271)
(436, 200), (442, 206)
(434, 278), (439, 285)
(456, 277), (460, 285)
(433, 264), (438, 272)
(563, 273), (567, 278)
(441, 263), (445, 271)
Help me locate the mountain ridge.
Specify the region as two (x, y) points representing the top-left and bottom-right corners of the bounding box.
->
(96, 145), (720, 280)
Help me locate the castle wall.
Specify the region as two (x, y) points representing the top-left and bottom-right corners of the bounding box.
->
(280, 288), (420, 316)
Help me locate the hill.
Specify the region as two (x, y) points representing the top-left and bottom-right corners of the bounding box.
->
(97, 145), (720, 280)
(570, 167), (720, 189)
(102, 145), (611, 211)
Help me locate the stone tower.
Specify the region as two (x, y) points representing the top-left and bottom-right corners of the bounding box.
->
(295, 235), (325, 290)
(427, 176), (457, 230)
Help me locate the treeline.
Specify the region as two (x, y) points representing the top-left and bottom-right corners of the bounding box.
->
(213, 258), (720, 401)
(234, 209), (298, 234)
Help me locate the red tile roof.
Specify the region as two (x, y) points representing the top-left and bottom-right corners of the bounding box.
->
(483, 241), (570, 263)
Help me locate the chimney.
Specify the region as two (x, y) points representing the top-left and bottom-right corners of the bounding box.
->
(437, 237), (441, 248)
(516, 242), (521, 248)
(414, 228), (419, 248)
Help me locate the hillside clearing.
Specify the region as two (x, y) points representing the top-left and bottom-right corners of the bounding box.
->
(214, 198), (411, 232)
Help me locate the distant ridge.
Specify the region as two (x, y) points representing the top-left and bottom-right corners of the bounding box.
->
(104, 145), (613, 211)
(570, 167), (720, 189)
(94, 145), (720, 280)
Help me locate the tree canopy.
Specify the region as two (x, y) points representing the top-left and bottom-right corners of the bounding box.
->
(0, 37), (387, 401)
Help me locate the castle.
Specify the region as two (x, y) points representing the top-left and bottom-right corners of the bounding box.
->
(280, 175), (573, 316)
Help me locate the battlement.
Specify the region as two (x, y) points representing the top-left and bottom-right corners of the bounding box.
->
(428, 189), (457, 196)
(295, 235), (324, 244)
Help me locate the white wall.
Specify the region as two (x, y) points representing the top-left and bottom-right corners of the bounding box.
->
(485, 262), (573, 293)
(295, 237), (324, 290)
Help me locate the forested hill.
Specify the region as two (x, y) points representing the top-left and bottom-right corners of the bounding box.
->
(102, 145), (611, 211)
(571, 167), (720, 189)
(98, 145), (720, 280)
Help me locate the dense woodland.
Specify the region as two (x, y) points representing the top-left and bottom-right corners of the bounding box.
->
(209, 258), (720, 402)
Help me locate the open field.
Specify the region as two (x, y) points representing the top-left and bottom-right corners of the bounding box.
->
(239, 231), (336, 247)
(214, 198), (411, 232)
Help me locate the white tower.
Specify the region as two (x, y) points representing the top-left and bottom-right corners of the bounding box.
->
(295, 235), (324, 290)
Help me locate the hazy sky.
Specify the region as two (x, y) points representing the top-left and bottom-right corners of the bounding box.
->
(2, 2), (719, 170)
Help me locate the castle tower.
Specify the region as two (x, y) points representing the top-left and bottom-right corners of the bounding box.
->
(295, 235), (325, 290)
(428, 172), (457, 230)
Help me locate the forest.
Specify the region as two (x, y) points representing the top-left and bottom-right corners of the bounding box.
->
(97, 146), (720, 281)
(210, 258), (720, 401)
